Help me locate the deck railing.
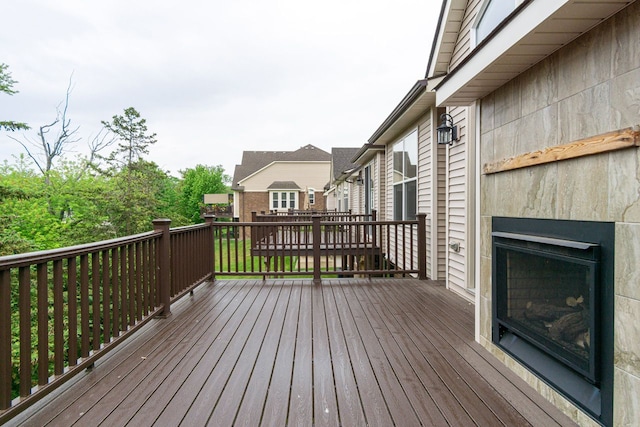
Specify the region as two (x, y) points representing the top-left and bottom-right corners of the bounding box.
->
(0, 219), (213, 423)
(0, 212), (426, 422)
(214, 213), (426, 282)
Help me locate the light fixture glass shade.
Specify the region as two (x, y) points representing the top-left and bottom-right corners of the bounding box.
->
(436, 114), (457, 145)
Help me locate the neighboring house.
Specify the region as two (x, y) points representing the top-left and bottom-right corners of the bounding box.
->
(324, 147), (361, 213)
(429, 0), (640, 426)
(231, 144), (331, 221)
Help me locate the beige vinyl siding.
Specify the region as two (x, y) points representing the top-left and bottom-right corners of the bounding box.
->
(350, 182), (361, 215)
(385, 144), (394, 222)
(447, 106), (468, 296)
(241, 161), (330, 192)
(436, 140), (447, 279)
(385, 142), (396, 264)
(450, 0), (483, 70)
(416, 112), (433, 278)
(375, 152), (385, 221)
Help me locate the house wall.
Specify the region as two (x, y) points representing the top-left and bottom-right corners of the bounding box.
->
(325, 189), (336, 211)
(383, 111), (449, 277)
(447, 105), (470, 297)
(235, 192), (269, 223)
(374, 152), (385, 221)
(435, 128), (447, 279)
(241, 162), (330, 192)
(478, 3), (640, 425)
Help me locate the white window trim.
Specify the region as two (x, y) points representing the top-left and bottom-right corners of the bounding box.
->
(269, 190), (299, 211)
(471, 0), (524, 48)
(392, 128), (418, 221)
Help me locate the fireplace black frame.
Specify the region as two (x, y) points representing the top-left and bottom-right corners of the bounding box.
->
(492, 217), (614, 426)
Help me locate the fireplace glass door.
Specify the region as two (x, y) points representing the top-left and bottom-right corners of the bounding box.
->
(493, 232), (599, 382)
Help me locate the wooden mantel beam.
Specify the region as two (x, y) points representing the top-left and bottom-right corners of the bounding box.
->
(483, 126), (640, 175)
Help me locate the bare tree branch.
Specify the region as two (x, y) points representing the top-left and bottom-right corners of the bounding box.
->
(8, 74), (80, 176)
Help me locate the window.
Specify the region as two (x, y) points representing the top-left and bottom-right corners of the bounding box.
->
(392, 130), (417, 220)
(473, 0), (522, 45)
(308, 188), (315, 205)
(270, 191), (298, 211)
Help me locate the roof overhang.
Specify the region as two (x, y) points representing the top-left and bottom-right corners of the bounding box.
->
(352, 144), (385, 165)
(426, 0), (466, 78)
(367, 79), (438, 147)
(435, 0), (635, 106)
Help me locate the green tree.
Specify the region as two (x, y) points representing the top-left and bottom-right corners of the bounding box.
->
(0, 63), (29, 131)
(99, 107), (158, 235)
(179, 164), (230, 223)
(100, 160), (173, 236)
(100, 107), (156, 169)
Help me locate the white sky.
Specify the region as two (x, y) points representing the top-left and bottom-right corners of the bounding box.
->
(1, 0), (440, 178)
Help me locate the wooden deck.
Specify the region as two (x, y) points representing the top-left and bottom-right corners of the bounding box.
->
(13, 279), (576, 426)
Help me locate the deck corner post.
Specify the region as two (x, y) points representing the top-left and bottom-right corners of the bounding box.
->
(153, 218), (172, 318)
(417, 213), (427, 280)
(312, 215), (322, 284)
(204, 214), (216, 282)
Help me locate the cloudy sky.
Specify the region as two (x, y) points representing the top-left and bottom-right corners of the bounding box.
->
(1, 0), (439, 178)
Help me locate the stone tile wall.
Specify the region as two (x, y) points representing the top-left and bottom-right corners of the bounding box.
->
(479, 2), (640, 425)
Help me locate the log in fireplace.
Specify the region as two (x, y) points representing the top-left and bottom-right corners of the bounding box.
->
(492, 217), (614, 426)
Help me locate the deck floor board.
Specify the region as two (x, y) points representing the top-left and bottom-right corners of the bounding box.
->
(14, 278), (577, 427)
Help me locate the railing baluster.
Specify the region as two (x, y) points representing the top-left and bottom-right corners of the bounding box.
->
(37, 263), (48, 385)
(67, 257), (78, 367)
(136, 242), (142, 322)
(18, 266), (31, 397)
(234, 225), (239, 273)
(128, 244), (135, 327)
(53, 259), (64, 376)
(80, 254), (90, 358)
(102, 251), (111, 345)
(91, 252), (100, 351)
(112, 248), (120, 338)
(148, 239), (156, 309)
(120, 246), (128, 329)
(312, 216), (321, 284)
(142, 241), (149, 315)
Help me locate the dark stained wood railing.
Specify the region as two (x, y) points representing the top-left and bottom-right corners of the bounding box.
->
(1, 212), (427, 423)
(0, 219), (214, 423)
(213, 213), (426, 282)
(168, 219), (215, 302)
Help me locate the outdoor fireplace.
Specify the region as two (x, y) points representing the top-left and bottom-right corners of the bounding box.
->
(492, 217), (614, 425)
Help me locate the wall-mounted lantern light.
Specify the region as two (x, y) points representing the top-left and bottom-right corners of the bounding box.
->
(436, 113), (459, 145)
(355, 175), (364, 186)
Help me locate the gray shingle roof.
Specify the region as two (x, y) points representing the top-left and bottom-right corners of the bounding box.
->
(331, 147), (361, 181)
(266, 181), (301, 190)
(232, 144), (330, 190)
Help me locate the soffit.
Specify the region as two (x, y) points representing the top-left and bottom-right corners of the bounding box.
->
(436, 0), (635, 106)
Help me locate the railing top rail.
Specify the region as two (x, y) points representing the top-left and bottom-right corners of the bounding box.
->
(210, 219), (419, 229)
(169, 222), (210, 234)
(0, 230), (161, 269)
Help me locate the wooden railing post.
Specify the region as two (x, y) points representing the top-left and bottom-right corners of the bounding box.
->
(153, 219), (172, 318)
(204, 214), (216, 282)
(312, 215), (321, 285)
(417, 213), (427, 280)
